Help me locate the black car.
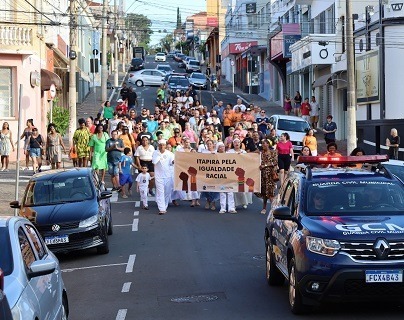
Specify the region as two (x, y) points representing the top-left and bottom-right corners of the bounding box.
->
(10, 168), (113, 254)
(167, 75), (190, 96)
(130, 58), (145, 71)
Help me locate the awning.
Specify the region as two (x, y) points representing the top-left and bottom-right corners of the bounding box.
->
(41, 68), (62, 91)
(312, 73), (332, 88)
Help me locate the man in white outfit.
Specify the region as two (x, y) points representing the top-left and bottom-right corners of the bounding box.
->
(152, 139), (175, 214)
(217, 142), (237, 214)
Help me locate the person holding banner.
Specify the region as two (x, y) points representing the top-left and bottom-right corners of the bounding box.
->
(217, 142), (237, 214)
(256, 139), (278, 215)
(228, 138), (252, 209)
(200, 139), (220, 211)
(152, 139), (175, 215)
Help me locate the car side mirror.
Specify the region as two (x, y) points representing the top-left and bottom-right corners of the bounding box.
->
(9, 201), (20, 209)
(272, 206), (294, 220)
(27, 259), (56, 279)
(100, 191), (112, 200)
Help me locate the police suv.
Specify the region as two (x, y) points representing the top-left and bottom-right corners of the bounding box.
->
(264, 155), (404, 314)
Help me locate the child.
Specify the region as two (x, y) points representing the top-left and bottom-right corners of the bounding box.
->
(69, 146), (78, 167)
(119, 147), (134, 198)
(136, 165), (152, 209)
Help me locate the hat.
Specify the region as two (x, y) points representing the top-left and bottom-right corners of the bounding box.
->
(117, 99), (124, 103)
(156, 131), (163, 136)
(327, 115), (333, 119)
(158, 139), (166, 144)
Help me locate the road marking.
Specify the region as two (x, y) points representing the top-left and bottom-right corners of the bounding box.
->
(134, 210), (139, 216)
(132, 218), (139, 231)
(126, 254), (136, 273)
(135, 201), (140, 207)
(61, 263), (127, 273)
(112, 200), (139, 204)
(121, 282), (132, 293)
(116, 309), (127, 320)
(111, 192), (119, 202)
(114, 224), (132, 227)
(0, 179), (29, 183)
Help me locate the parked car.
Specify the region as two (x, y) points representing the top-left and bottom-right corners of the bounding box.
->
(180, 56), (195, 69)
(0, 270), (12, 320)
(381, 159), (404, 182)
(130, 58), (145, 71)
(10, 168), (113, 254)
(188, 72), (209, 90)
(156, 64), (173, 75)
(155, 52), (166, 62)
(1, 216), (68, 319)
(167, 75), (190, 95)
(268, 115), (311, 154)
(128, 69), (166, 87)
(174, 53), (185, 62)
(186, 59), (201, 73)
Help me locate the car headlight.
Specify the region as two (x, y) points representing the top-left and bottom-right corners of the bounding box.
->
(79, 215), (98, 228)
(306, 236), (340, 256)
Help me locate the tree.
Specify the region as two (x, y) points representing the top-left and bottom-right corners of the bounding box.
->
(47, 99), (70, 137)
(160, 34), (174, 53)
(125, 14), (153, 47)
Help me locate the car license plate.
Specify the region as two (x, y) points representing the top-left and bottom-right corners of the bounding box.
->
(45, 235), (69, 245)
(365, 270), (403, 283)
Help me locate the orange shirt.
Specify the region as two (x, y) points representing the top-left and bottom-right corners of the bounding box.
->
(303, 135), (317, 151)
(223, 111), (233, 127)
(231, 112), (243, 126)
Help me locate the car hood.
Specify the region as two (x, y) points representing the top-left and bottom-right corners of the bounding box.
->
(283, 130), (306, 143)
(303, 215), (404, 241)
(21, 200), (96, 225)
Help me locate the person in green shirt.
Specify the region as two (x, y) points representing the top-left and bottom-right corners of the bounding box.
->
(102, 100), (114, 120)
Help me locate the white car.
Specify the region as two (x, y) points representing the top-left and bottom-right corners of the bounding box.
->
(128, 69), (166, 87)
(155, 52), (166, 62)
(382, 159), (404, 182)
(1, 216), (68, 319)
(268, 114), (311, 153)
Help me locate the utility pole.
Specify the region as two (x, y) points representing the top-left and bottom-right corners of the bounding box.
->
(101, 0), (108, 102)
(114, 0), (119, 88)
(69, 0), (78, 143)
(346, 0), (357, 155)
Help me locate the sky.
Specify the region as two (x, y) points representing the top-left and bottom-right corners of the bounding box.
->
(125, 0), (208, 46)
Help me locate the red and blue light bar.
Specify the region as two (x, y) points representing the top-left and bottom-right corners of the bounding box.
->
(297, 155), (389, 165)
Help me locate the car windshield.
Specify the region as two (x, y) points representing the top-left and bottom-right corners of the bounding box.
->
(132, 59), (142, 63)
(22, 176), (94, 206)
(278, 119), (310, 132)
(0, 228), (13, 276)
(383, 164), (404, 182)
(169, 78), (189, 87)
(157, 53), (165, 56)
(305, 179), (404, 216)
(192, 74), (205, 79)
(189, 61), (200, 66)
(159, 66), (171, 71)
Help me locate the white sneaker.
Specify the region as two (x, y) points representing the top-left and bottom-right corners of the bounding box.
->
(219, 209), (226, 214)
(242, 205), (247, 209)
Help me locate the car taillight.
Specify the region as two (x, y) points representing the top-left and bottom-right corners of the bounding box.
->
(0, 268), (3, 291)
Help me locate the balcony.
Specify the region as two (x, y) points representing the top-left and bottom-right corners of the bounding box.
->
(0, 25), (33, 47)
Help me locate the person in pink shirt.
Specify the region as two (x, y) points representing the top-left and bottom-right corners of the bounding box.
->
(234, 122), (248, 141)
(276, 132), (294, 184)
(182, 122), (199, 149)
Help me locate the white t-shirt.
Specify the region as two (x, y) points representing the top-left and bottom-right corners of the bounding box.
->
(136, 172), (151, 189)
(109, 119), (121, 135)
(134, 145), (155, 161)
(233, 103), (246, 112)
(309, 101), (319, 117)
(227, 149), (247, 154)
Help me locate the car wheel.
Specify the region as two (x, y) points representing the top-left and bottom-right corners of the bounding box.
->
(266, 243), (284, 286)
(61, 295), (69, 320)
(135, 80), (144, 87)
(107, 205), (113, 235)
(97, 222), (110, 254)
(289, 258), (311, 314)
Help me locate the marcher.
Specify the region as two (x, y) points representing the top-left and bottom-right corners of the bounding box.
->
(300, 97), (311, 122)
(217, 142), (236, 214)
(89, 124), (109, 183)
(302, 129), (318, 156)
(119, 147), (134, 198)
(73, 118), (91, 167)
(322, 115), (337, 145)
(309, 96), (319, 130)
(102, 100), (114, 121)
(293, 91), (302, 117)
(136, 164), (152, 209)
(0, 122), (15, 171)
(297, 146), (312, 163)
(276, 132), (294, 185)
(152, 139), (175, 215)
(20, 119), (34, 170)
(386, 128), (400, 160)
(256, 139), (278, 215)
(46, 123), (66, 170)
(29, 127), (45, 174)
(105, 130), (125, 191)
(256, 110), (270, 136)
(134, 136), (155, 195)
(200, 139), (219, 210)
(126, 87), (138, 109)
(350, 147), (366, 169)
(323, 142), (342, 168)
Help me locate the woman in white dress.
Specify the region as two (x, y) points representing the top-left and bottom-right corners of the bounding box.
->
(200, 139), (219, 210)
(227, 138), (252, 209)
(0, 122), (15, 171)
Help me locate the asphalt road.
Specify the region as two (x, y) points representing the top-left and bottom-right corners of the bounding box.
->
(4, 55), (404, 319)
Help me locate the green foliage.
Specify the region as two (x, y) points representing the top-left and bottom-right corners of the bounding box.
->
(160, 34), (174, 52)
(126, 13), (153, 45)
(47, 99), (70, 137)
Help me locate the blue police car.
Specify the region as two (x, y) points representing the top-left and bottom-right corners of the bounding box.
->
(265, 155), (404, 314)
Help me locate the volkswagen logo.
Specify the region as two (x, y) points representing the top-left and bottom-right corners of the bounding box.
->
(52, 224), (60, 232)
(373, 238), (390, 259)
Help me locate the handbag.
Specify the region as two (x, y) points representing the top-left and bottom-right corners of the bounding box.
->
(272, 169), (279, 182)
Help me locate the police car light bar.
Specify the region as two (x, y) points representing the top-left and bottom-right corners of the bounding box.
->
(297, 155), (389, 165)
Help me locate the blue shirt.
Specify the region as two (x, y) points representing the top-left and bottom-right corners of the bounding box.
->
(147, 120), (159, 135)
(119, 155), (133, 175)
(256, 117), (270, 134)
(323, 121), (337, 140)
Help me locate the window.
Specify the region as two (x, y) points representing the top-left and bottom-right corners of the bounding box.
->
(25, 224), (46, 259)
(0, 67), (13, 118)
(0, 1), (11, 21)
(18, 227), (35, 271)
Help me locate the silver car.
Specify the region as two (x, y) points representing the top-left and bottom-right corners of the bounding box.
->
(1, 216), (68, 319)
(188, 72), (209, 90)
(128, 69), (165, 87)
(156, 64), (173, 75)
